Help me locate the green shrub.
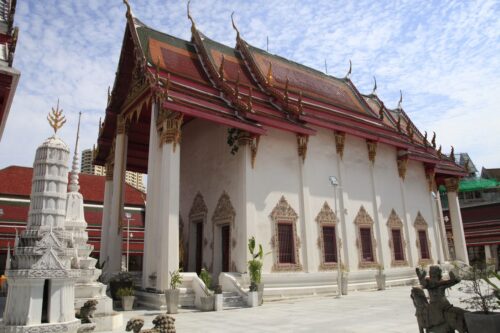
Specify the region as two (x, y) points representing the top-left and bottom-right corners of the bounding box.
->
(199, 268), (212, 291)
(169, 269), (183, 290)
(116, 287), (134, 297)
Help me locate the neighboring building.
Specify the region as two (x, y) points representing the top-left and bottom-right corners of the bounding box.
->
(93, 4), (466, 297)
(441, 160), (500, 270)
(81, 148), (146, 192)
(0, 0), (20, 141)
(0, 165), (146, 274)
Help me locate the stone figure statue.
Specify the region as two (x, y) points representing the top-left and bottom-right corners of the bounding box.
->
(412, 266), (468, 333)
(76, 300), (98, 324)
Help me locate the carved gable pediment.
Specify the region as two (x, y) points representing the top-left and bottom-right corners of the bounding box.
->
(354, 206), (374, 226)
(315, 202), (337, 224)
(414, 212), (428, 229)
(189, 192), (208, 221)
(35, 230), (63, 249)
(387, 209), (403, 228)
(212, 191), (236, 224)
(270, 196), (298, 222)
(32, 248), (65, 270)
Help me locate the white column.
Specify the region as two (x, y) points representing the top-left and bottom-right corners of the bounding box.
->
(429, 191), (445, 263)
(335, 134), (349, 269)
(445, 177), (469, 265)
(99, 165), (113, 266)
(297, 138), (314, 272)
(142, 102), (161, 288)
(485, 245), (492, 262)
(106, 115), (128, 276)
(435, 193), (451, 260)
(399, 179), (416, 266)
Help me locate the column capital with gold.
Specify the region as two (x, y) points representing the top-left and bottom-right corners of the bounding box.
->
(444, 177), (460, 193)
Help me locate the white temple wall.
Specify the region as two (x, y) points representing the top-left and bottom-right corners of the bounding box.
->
(180, 119), (246, 277)
(403, 160), (439, 264)
(247, 128), (302, 274)
(371, 143), (406, 269)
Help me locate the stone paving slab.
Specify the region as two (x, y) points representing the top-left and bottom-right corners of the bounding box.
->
(105, 283), (478, 332)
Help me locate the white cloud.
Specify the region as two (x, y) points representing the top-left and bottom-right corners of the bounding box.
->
(1, 0), (499, 171)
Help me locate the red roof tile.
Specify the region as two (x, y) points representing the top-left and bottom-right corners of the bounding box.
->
(0, 165), (145, 206)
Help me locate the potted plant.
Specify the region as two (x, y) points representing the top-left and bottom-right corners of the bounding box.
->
(459, 263), (500, 333)
(247, 236), (264, 306)
(340, 264), (349, 296)
(375, 264), (386, 291)
(199, 268), (214, 311)
(214, 284), (223, 311)
(116, 287), (135, 311)
(109, 272), (133, 301)
(165, 269), (183, 314)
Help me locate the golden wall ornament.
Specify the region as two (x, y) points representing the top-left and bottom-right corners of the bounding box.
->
(334, 131), (346, 159)
(47, 100), (66, 134)
(156, 109), (183, 151)
(425, 167), (436, 192)
(297, 134), (309, 163)
(189, 192), (208, 222)
(366, 140), (377, 164)
(397, 155), (409, 180)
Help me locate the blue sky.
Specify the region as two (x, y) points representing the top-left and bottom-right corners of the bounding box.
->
(1, 0), (499, 171)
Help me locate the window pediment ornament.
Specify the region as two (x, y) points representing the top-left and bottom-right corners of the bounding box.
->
(386, 209), (403, 228)
(189, 192), (208, 221)
(315, 202), (337, 225)
(212, 191), (236, 224)
(414, 212), (428, 230)
(270, 196), (298, 222)
(354, 205), (374, 226)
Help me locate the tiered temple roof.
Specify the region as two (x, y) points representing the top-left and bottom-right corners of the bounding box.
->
(94, 3), (466, 182)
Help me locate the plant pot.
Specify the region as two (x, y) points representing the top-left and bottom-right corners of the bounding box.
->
(214, 294), (223, 311)
(464, 312), (500, 333)
(200, 295), (215, 312)
(341, 272), (349, 295)
(121, 295), (135, 311)
(247, 291), (259, 307)
(109, 280), (133, 301)
(375, 273), (386, 291)
(165, 289), (180, 314)
(257, 283), (265, 306)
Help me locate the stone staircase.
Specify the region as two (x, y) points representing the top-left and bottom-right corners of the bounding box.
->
(222, 291), (246, 309)
(180, 289), (196, 308)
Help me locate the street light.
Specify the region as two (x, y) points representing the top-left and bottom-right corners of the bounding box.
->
(329, 176), (342, 297)
(124, 212), (134, 272)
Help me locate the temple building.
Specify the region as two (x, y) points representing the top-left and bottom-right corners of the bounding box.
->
(94, 2), (467, 297)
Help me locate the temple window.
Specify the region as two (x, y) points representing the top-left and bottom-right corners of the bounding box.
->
(354, 206), (378, 268)
(414, 212), (433, 265)
(211, 191), (236, 273)
(386, 209), (408, 267)
(270, 196), (302, 272)
(315, 202), (339, 270)
(188, 192), (208, 274)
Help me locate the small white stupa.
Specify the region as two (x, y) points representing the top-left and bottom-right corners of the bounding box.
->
(0, 103), (80, 333)
(66, 113), (121, 331)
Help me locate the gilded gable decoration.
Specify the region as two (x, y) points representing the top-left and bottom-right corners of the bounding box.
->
(212, 191), (236, 225)
(334, 131), (346, 159)
(387, 209), (403, 228)
(315, 202), (337, 225)
(189, 192), (208, 222)
(414, 212), (429, 230)
(269, 196), (302, 272)
(425, 166), (436, 191)
(397, 150), (409, 180)
(386, 209), (408, 267)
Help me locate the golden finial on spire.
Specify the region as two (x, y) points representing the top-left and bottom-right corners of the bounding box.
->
(47, 99), (66, 134)
(266, 62), (273, 86)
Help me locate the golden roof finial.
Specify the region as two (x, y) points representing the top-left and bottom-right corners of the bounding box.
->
(231, 12), (240, 40)
(345, 59), (352, 79)
(47, 99), (66, 134)
(266, 62), (273, 86)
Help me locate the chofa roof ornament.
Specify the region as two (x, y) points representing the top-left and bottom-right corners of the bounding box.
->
(372, 76), (377, 95)
(345, 59), (352, 79)
(231, 12), (240, 40)
(397, 90), (403, 110)
(187, 0), (197, 31)
(122, 0), (132, 18)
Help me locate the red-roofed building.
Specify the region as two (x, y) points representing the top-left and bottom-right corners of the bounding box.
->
(0, 165), (146, 274)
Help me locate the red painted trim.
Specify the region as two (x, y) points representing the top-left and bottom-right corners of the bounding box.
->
(246, 113), (316, 135)
(163, 100), (266, 135)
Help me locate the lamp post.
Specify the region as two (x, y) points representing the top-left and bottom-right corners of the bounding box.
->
(329, 176), (342, 297)
(124, 212), (134, 272)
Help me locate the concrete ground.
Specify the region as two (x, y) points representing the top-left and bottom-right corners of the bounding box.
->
(108, 284), (472, 333)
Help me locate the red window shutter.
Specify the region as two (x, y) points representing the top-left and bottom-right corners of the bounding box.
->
(360, 227), (374, 262)
(392, 229), (404, 261)
(278, 223), (295, 264)
(322, 226), (337, 263)
(418, 230), (430, 259)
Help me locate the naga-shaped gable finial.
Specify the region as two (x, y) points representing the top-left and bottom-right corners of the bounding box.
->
(47, 99), (66, 134)
(187, 0), (196, 31)
(431, 131), (436, 148)
(372, 76), (377, 95)
(122, 0), (132, 18)
(231, 12), (240, 40)
(345, 59), (352, 79)
(398, 90), (403, 110)
(450, 146), (455, 161)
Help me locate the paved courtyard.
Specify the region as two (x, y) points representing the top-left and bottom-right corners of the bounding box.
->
(109, 284), (470, 333)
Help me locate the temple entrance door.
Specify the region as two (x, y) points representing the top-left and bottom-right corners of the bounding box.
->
(41, 279), (50, 323)
(195, 221), (203, 274)
(221, 224), (230, 272)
